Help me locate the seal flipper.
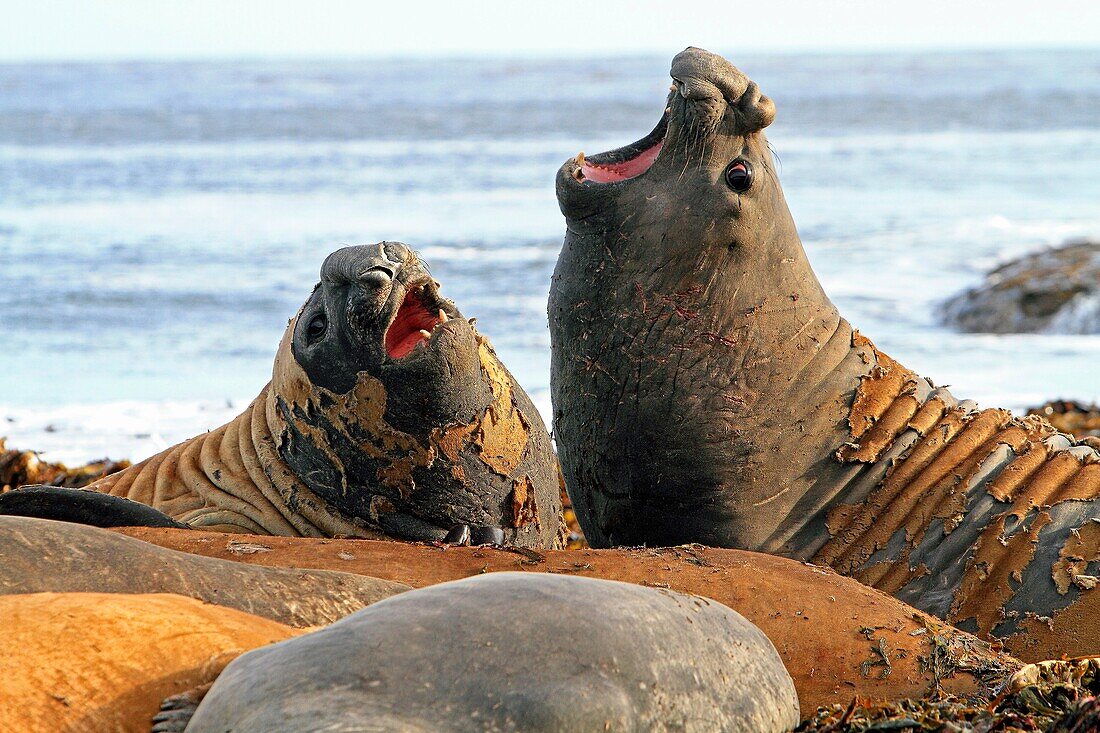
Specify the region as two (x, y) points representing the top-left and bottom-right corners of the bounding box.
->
(444, 524), (506, 546)
(376, 510), (449, 542)
(376, 510), (505, 545)
(152, 682), (212, 733)
(0, 486), (186, 529)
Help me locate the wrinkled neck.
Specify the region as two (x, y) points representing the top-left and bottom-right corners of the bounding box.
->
(629, 208), (844, 408)
(557, 206), (867, 551)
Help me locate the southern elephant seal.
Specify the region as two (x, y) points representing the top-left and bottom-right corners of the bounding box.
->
(4, 242), (562, 547)
(0, 591), (300, 733)
(0, 516), (409, 627)
(181, 572), (800, 733)
(118, 526), (1022, 711)
(548, 47), (1100, 649)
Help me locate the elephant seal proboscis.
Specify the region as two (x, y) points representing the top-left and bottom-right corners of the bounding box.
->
(548, 47), (1100, 650)
(180, 572), (799, 733)
(4, 242), (563, 547)
(0, 516), (409, 627)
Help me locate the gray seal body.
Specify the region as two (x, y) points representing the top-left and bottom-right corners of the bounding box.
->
(184, 572), (799, 733)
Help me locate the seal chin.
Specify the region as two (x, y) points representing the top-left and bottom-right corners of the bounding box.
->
(382, 278), (461, 361)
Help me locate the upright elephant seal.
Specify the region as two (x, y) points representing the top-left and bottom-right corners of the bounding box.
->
(548, 47), (1100, 647)
(5, 243), (562, 547)
(181, 573), (799, 733)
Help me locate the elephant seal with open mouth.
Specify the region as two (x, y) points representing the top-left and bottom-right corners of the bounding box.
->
(5, 242), (562, 547)
(549, 47), (1099, 648)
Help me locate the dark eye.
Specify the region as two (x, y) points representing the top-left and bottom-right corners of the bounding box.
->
(724, 159), (753, 192)
(306, 313), (327, 343)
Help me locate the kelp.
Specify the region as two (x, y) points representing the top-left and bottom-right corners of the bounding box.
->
(0, 438), (129, 492)
(798, 658), (1100, 732)
(1029, 401), (1100, 441)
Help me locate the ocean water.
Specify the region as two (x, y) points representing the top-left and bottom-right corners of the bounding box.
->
(2, 50), (1099, 464)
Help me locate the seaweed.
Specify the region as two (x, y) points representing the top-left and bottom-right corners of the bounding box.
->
(798, 658), (1100, 732)
(1027, 401), (1100, 441)
(0, 439), (129, 492)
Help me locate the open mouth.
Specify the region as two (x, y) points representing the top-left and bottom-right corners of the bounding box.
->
(573, 113), (668, 184)
(384, 283), (451, 359)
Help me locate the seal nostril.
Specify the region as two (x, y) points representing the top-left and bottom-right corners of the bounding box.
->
(359, 265), (394, 288)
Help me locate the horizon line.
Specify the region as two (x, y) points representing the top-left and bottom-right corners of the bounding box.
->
(2, 42), (1099, 66)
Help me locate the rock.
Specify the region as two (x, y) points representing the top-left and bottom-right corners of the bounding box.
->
(0, 516), (410, 627)
(184, 572), (799, 733)
(0, 592), (300, 733)
(116, 527), (1021, 715)
(940, 240), (1100, 334)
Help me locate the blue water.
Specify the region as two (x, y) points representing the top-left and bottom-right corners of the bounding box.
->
(2, 50), (1099, 462)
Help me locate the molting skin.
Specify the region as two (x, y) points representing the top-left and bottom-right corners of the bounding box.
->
(58, 243), (563, 547)
(549, 47), (1100, 653)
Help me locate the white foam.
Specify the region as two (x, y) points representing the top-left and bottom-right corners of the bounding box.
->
(1, 399), (244, 465)
(1048, 292), (1100, 335)
(0, 189), (566, 245)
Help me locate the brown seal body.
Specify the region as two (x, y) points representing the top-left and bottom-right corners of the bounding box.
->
(19, 243), (563, 547)
(118, 526), (1022, 713)
(0, 591), (300, 733)
(548, 48), (1100, 648)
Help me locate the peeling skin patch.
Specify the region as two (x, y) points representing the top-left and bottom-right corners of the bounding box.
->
(951, 510), (1052, 636)
(473, 342), (531, 476)
(1052, 520), (1100, 594)
(271, 336), (435, 500)
(816, 332), (1100, 653)
(423, 342), (531, 482)
(510, 475), (540, 529)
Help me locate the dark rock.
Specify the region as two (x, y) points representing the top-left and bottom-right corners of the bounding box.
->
(940, 240), (1100, 334)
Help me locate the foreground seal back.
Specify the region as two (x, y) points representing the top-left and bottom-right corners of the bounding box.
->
(183, 572), (799, 733)
(10, 243), (562, 547)
(0, 591), (300, 733)
(0, 516), (409, 627)
(124, 525), (1024, 706)
(549, 47), (1100, 644)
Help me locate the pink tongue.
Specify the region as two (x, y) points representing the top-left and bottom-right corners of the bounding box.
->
(581, 141), (663, 183)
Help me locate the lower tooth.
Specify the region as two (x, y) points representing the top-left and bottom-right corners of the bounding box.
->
(419, 329), (432, 339)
